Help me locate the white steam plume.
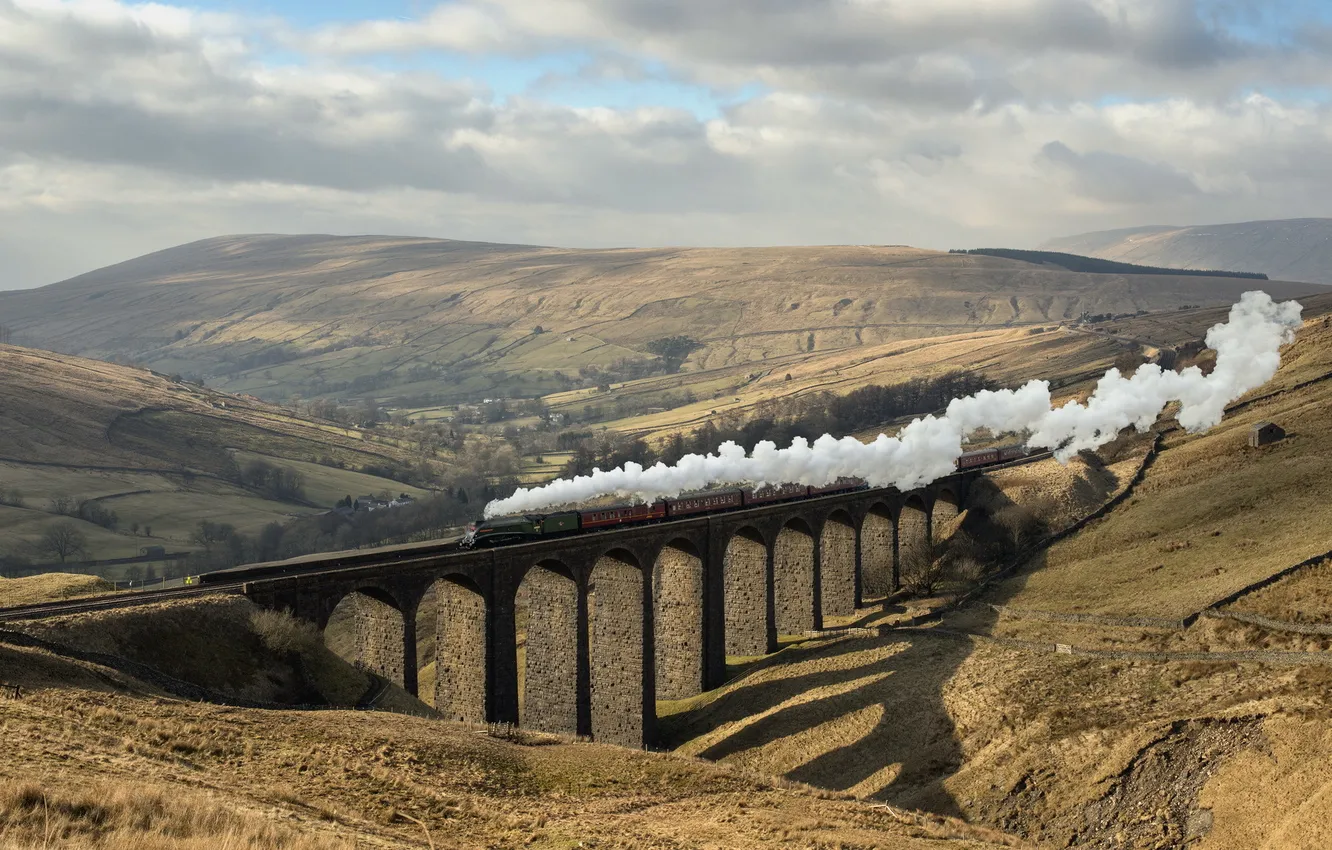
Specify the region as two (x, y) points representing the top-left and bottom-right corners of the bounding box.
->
(485, 292), (1303, 519)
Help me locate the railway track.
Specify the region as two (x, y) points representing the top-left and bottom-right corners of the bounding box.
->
(0, 582), (247, 622)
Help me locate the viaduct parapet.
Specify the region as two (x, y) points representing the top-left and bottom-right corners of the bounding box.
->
(243, 475), (975, 747)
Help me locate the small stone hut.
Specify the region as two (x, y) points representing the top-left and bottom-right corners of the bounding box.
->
(1249, 421), (1285, 448)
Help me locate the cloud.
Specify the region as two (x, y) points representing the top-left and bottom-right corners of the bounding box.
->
(1039, 140), (1200, 205)
(2, 0), (1332, 288)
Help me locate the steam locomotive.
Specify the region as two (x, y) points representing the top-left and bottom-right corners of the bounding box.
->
(461, 444), (1027, 549)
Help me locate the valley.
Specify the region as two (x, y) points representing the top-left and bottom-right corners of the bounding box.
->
(3, 238), (1332, 849)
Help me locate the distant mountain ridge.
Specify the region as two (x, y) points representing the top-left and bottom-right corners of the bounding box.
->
(0, 234), (1322, 407)
(1042, 218), (1332, 285)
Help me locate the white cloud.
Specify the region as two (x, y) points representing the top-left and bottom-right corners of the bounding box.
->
(2, 0), (1332, 288)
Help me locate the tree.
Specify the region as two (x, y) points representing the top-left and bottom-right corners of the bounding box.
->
(48, 494), (76, 516)
(191, 520), (237, 552)
(645, 336), (703, 373)
(38, 523), (87, 564)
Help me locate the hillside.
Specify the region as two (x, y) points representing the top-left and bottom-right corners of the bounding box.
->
(666, 308), (1332, 847)
(0, 344), (435, 565)
(0, 234), (1320, 408)
(1043, 218), (1332, 285)
(0, 598), (1017, 849)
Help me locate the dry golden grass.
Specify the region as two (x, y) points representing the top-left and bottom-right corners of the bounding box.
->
(0, 779), (352, 850)
(0, 574), (113, 607)
(669, 625), (1332, 848)
(985, 315), (1332, 620)
(0, 643), (1016, 850)
(663, 310), (1332, 847)
(1224, 558), (1332, 623)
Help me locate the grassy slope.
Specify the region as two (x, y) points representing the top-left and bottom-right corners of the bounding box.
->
(0, 234), (1319, 407)
(0, 610), (1015, 850)
(667, 310), (1332, 847)
(0, 344), (437, 562)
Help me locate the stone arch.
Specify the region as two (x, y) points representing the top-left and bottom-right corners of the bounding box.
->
(774, 518), (816, 636)
(416, 575), (487, 724)
(932, 488), (962, 544)
(723, 527), (769, 657)
(860, 503), (894, 599)
(652, 539), (704, 701)
(517, 560), (579, 735)
(898, 494), (932, 586)
(588, 548), (644, 747)
(324, 585), (409, 690)
(820, 510), (856, 620)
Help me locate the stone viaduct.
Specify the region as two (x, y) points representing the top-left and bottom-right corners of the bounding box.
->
(243, 474), (979, 748)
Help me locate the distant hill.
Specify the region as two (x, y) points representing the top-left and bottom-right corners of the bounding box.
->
(0, 344), (433, 564)
(1042, 218), (1332, 285)
(949, 248), (1267, 279)
(0, 234), (1321, 407)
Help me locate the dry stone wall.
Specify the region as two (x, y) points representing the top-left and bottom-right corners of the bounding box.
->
(652, 543), (704, 700)
(589, 554), (644, 747)
(724, 530), (768, 657)
(521, 565), (579, 735)
(820, 515), (856, 619)
(774, 524), (815, 636)
(434, 579), (487, 724)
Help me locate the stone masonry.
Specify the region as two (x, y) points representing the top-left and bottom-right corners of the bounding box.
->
(348, 591), (406, 688)
(652, 542), (705, 700)
(588, 553), (644, 747)
(521, 564), (580, 735)
(434, 578), (487, 724)
(243, 471), (981, 748)
(773, 523), (815, 636)
(723, 528), (769, 657)
(819, 513), (856, 619)
(860, 507), (894, 598)
(898, 501), (930, 563)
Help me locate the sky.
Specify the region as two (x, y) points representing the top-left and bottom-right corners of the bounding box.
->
(2, 0), (1332, 289)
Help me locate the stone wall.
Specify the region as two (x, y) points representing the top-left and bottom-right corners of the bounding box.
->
(433, 578), (487, 724)
(820, 514), (856, 619)
(773, 524), (815, 636)
(652, 542), (704, 700)
(899, 501), (930, 562)
(861, 508), (894, 598)
(347, 591), (406, 688)
(521, 565), (579, 735)
(932, 493), (960, 540)
(723, 529), (768, 657)
(588, 553), (644, 747)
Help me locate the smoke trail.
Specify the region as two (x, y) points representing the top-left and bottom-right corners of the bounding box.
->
(485, 292), (1303, 518)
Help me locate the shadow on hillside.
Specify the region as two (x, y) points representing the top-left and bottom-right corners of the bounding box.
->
(672, 487), (1048, 818)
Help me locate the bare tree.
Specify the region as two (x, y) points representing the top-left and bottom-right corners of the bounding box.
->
(899, 542), (946, 596)
(38, 523), (87, 564)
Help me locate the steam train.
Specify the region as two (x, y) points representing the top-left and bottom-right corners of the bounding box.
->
(461, 444), (1028, 549)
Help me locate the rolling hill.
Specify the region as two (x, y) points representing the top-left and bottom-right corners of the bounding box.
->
(1042, 218), (1332, 285)
(666, 304), (1332, 847)
(0, 344), (435, 565)
(0, 234), (1321, 407)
